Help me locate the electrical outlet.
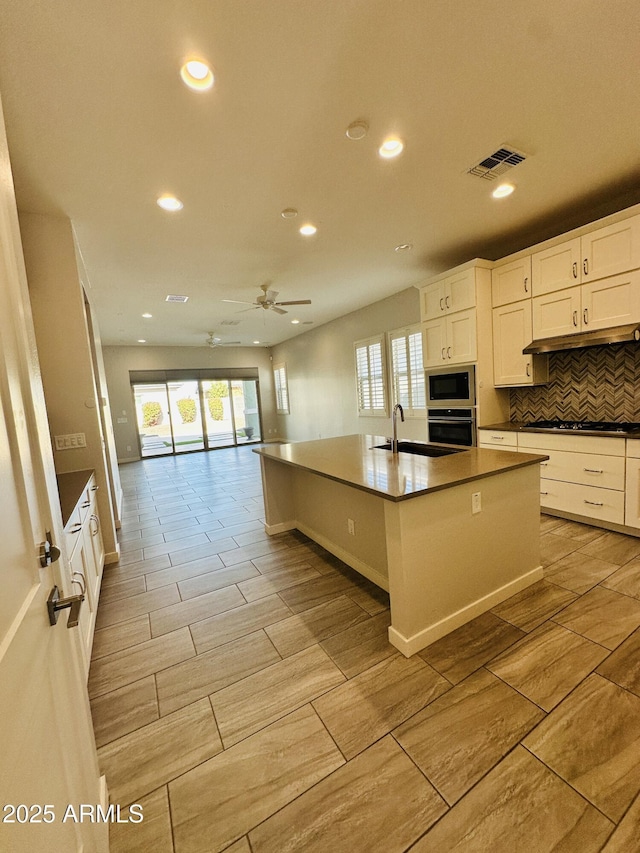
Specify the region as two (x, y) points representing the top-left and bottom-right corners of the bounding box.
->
(347, 518), (355, 535)
(472, 492), (481, 514)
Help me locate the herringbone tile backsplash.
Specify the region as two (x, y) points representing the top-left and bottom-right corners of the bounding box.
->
(510, 343), (640, 422)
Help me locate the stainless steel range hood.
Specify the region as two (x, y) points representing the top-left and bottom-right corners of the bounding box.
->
(523, 323), (640, 355)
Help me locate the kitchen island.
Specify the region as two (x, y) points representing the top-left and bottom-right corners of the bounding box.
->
(255, 435), (547, 656)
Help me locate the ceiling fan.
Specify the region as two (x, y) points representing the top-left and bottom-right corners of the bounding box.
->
(222, 283), (312, 315)
(205, 332), (241, 348)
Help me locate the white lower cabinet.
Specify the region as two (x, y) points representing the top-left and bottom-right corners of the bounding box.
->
(477, 429), (518, 450)
(625, 441), (640, 530)
(539, 478), (625, 525)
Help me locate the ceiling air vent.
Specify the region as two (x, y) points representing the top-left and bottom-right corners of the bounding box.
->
(165, 294), (189, 303)
(220, 319), (240, 326)
(467, 145), (528, 181)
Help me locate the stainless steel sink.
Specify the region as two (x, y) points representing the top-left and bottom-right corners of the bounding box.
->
(374, 441), (466, 457)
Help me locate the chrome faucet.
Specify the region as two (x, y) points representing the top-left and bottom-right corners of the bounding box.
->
(391, 403), (404, 454)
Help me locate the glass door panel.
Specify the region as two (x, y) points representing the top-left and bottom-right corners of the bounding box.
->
(133, 383), (173, 458)
(230, 379), (262, 443)
(167, 381), (205, 453)
(202, 380), (235, 448)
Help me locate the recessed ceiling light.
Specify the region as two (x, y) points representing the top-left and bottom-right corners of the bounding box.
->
(157, 194), (183, 212)
(180, 59), (214, 91)
(492, 183), (515, 199)
(378, 138), (404, 159)
(253, 340), (260, 345)
(137, 339), (146, 343)
(291, 319), (300, 324)
(394, 243), (413, 253)
(346, 120), (369, 140)
(281, 208), (298, 219)
(142, 313), (153, 318)
(299, 223), (317, 236)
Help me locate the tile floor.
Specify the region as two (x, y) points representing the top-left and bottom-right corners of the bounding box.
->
(89, 446), (640, 853)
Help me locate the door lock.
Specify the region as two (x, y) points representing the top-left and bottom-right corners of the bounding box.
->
(47, 586), (84, 628)
(40, 531), (61, 568)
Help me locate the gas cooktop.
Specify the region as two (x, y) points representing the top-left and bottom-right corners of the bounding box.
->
(525, 420), (640, 434)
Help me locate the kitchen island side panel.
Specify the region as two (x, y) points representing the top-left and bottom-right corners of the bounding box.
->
(385, 464), (542, 656)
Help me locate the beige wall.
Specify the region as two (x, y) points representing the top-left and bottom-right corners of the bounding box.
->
(271, 286), (424, 443)
(102, 345), (279, 461)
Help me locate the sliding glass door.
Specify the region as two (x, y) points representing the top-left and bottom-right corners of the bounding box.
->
(133, 375), (262, 458)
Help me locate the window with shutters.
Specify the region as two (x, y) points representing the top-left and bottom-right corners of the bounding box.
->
(354, 335), (388, 416)
(273, 363), (289, 414)
(389, 326), (426, 417)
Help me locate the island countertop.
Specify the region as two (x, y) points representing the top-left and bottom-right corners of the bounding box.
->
(254, 434), (547, 502)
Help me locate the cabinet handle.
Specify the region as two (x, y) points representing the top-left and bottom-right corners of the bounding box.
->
(583, 259), (589, 276)
(584, 499), (604, 507)
(540, 461), (548, 466)
(90, 514), (101, 535)
(572, 310), (578, 327)
(524, 277), (529, 293)
(491, 435), (504, 440)
(82, 500), (91, 508)
(583, 468), (603, 474)
(440, 297), (444, 311)
(540, 491), (549, 496)
(72, 571), (86, 595)
(91, 485), (99, 492)
(445, 295), (450, 309)
(447, 347), (451, 359)
(572, 262), (578, 279)
(526, 362), (531, 377)
(70, 523), (82, 534)
(583, 308), (588, 325)
(441, 347), (446, 360)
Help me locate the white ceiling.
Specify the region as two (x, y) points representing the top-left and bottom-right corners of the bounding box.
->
(0, 0), (639, 349)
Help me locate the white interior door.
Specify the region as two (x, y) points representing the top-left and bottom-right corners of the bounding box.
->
(0, 95), (107, 853)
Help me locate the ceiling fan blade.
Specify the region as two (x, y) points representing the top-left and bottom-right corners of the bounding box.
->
(264, 289), (279, 302)
(222, 298), (256, 306)
(274, 299), (312, 306)
(271, 306), (288, 315)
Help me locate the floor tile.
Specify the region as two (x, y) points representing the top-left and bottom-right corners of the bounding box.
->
(544, 550), (620, 594)
(418, 611), (525, 684)
(177, 562), (259, 599)
(540, 531), (581, 567)
(552, 586), (640, 649)
(145, 554), (225, 591)
(189, 594), (292, 654)
(89, 627), (195, 698)
(319, 610), (394, 678)
(578, 530), (640, 566)
(601, 791), (640, 852)
(104, 554), (172, 582)
(156, 630), (281, 716)
(150, 585), (246, 637)
(487, 621), (608, 710)
(394, 668), (543, 805)
(90, 675), (159, 748)
(409, 746), (612, 852)
(211, 645), (345, 747)
(548, 519), (609, 544)
(265, 595), (370, 657)
(237, 562), (320, 602)
(168, 705), (344, 853)
(313, 654), (450, 759)
(249, 736), (446, 853)
(109, 787), (174, 853)
(218, 538), (290, 567)
(491, 579), (578, 632)
(142, 533), (211, 561)
(91, 614), (151, 660)
(276, 572), (364, 614)
(96, 584), (181, 630)
(98, 698), (222, 806)
(597, 627), (640, 697)
(524, 674), (640, 821)
(601, 558), (640, 600)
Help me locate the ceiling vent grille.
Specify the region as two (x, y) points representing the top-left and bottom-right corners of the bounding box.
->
(467, 145), (527, 181)
(220, 319), (240, 326)
(165, 294), (189, 303)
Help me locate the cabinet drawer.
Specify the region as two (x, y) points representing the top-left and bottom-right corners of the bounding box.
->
(538, 450), (625, 491)
(518, 431), (625, 456)
(540, 478), (625, 524)
(477, 430), (518, 448)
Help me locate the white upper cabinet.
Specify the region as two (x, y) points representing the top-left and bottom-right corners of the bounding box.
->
(532, 238), (581, 296)
(582, 214), (640, 281)
(422, 308), (477, 367)
(421, 268), (476, 320)
(491, 256), (532, 306)
(493, 299), (547, 386)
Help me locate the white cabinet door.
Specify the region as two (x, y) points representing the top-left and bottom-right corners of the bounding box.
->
(533, 287), (581, 338)
(582, 269), (640, 330)
(581, 214), (640, 281)
(492, 256), (532, 306)
(532, 238), (581, 296)
(420, 281), (446, 320)
(493, 300), (535, 386)
(421, 269), (476, 320)
(422, 318), (448, 367)
(446, 308), (477, 364)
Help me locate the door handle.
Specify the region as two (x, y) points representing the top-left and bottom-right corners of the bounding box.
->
(40, 531), (61, 568)
(46, 586), (84, 628)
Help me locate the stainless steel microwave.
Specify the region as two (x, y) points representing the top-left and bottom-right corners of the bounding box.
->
(426, 364), (476, 408)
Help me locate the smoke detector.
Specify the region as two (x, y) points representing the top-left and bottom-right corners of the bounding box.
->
(467, 145), (528, 181)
